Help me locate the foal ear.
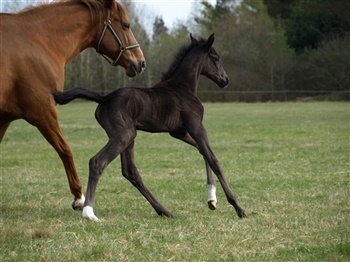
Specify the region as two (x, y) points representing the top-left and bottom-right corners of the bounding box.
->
(190, 33), (198, 44)
(206, 33), (215, 49)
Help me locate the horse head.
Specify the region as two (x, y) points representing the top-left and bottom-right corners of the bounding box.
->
(191, 33), (229, 88)
(96, 0), (146, 77)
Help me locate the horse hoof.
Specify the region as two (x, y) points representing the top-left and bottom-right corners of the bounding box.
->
(208, 200), (217, 210)
(82, 206), (100, 221)
(71, 195), (85, 210)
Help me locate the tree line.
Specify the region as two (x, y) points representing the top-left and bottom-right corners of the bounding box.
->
(3, 0), (350, 101)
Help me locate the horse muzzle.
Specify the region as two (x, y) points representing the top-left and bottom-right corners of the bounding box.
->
(126, 60), (147, 77)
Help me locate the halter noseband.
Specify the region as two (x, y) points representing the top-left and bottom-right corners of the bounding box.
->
(96, 10), (140, 67)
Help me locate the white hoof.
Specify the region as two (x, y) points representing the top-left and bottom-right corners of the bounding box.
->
(82, 206), (100, 221)
(207, 184), (217, 210)
(72, 194), (85, 210)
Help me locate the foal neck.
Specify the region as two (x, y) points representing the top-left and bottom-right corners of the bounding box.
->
(167, 49), (206, 94)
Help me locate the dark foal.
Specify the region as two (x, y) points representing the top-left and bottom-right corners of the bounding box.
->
(53, 34), (246, 221)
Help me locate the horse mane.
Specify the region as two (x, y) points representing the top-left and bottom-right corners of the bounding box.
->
(161, 37), (208, 81)
(16, 0), (127, 25)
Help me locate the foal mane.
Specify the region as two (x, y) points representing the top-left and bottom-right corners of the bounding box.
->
(161, 37), (208, 81)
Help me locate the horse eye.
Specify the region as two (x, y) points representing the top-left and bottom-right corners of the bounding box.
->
(122, 23), (130, 30)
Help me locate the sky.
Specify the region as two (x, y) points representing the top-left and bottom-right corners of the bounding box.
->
(128, 0), (216, 28)
(0, 0), (217, 29)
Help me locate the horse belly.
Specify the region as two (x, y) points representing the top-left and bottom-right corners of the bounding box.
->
(0, 61), (20, 121)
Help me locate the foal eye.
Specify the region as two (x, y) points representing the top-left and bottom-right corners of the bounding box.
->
(122, 23), (130, 30)
(211, 55), (219, 62)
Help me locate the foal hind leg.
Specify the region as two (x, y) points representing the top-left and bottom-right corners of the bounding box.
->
(121, 141), (176, 218)
(34, 110), (84, 210)
(83, 138), (126, 221)
(170, 132), (217, 210)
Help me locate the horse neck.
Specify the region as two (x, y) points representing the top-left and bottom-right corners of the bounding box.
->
(21, 4), (100, 63)
(168, 51), (204, 95)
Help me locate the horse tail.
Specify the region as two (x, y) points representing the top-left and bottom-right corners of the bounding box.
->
(53, 87), (104, 105)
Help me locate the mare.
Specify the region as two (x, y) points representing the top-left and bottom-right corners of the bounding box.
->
(53, 34), (247, 221)
(0, 0), (146, 211)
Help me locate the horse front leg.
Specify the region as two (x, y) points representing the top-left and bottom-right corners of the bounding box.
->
(170, 131), (217, 210)
(121, 141), (176, 218)
(184, 121), (246, 219)
(35, 110), (85, 210)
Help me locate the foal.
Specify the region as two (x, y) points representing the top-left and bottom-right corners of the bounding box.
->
(54, 34), (246, 221)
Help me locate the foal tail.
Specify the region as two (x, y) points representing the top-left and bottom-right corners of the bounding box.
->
(53, 87), (104, 105)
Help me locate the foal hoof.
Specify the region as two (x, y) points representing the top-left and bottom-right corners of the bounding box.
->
(82, 206), (100, 222)
(237, 208), (247, 219)
(158, 210), (177, 218)
(207, 200), (217, 210)
(71, 195), (85, 210)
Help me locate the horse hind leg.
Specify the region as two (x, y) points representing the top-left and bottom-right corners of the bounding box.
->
(121, 141), (176, 218)
(0, 122), (10, 142)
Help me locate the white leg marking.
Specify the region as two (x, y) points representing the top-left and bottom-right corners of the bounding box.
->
(207, 184), (217, 210)
(72, 194), (85, 210)
(82, 206), (100, 221)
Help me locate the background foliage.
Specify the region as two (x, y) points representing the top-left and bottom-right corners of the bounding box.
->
(2, 0), (349, 101)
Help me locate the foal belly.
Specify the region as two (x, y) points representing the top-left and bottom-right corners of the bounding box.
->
(136, 120), (184, 133)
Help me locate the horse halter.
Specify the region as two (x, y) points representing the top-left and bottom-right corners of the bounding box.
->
(96, 10), (140, 67)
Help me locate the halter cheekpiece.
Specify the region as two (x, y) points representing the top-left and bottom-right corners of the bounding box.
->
(96, 10), (140, 67)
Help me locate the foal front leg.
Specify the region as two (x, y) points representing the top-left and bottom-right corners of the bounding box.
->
(121, 142), (176, 218)
(205, 161), (217, 210)
(170, 132), (217, 210)
(184, 120), (246, 218)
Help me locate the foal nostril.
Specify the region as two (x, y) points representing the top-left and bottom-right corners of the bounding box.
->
(141, 61), (146, 70)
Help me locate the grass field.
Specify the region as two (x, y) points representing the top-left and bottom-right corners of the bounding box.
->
(1, 102), (349, 261)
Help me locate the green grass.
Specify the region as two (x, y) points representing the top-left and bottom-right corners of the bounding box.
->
(1, 102), (349, 261)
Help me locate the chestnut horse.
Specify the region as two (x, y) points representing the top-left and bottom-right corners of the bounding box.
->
(0, 0), (146, 211)
(54, 34), (246, 221)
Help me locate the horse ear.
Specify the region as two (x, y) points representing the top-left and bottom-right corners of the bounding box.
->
(190, 33), (198, 44)
(104, 0), (114, 9)
(206, 33), (215, 49)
